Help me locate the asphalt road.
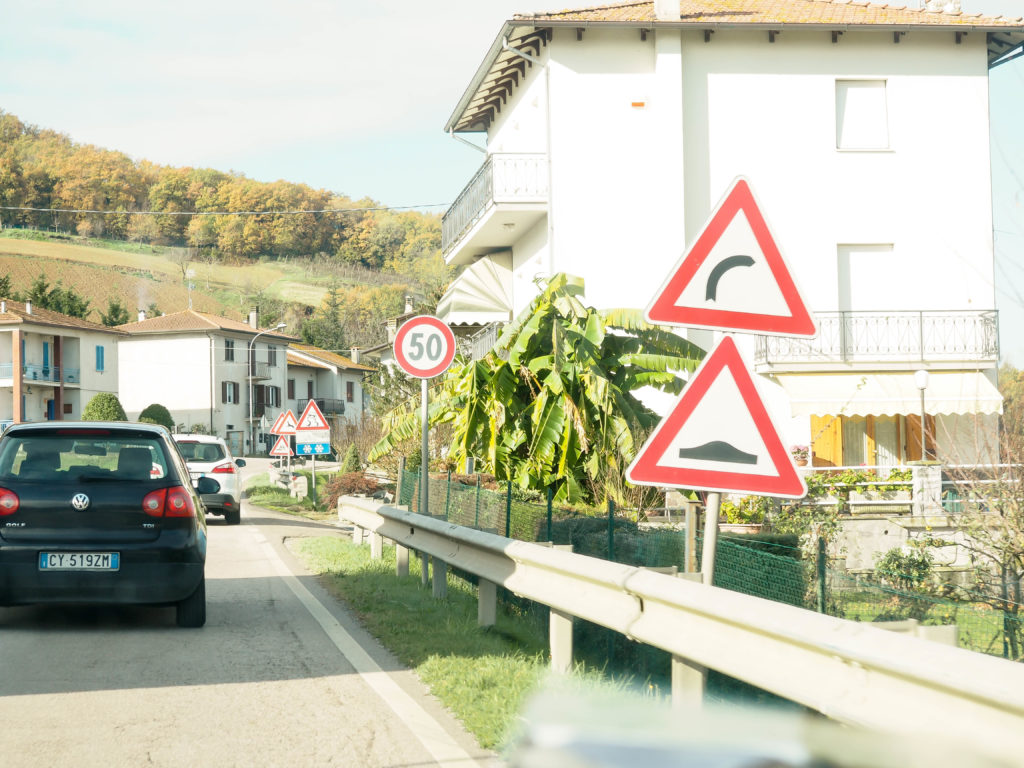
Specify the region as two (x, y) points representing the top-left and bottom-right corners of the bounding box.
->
(0, 458), (498, 768)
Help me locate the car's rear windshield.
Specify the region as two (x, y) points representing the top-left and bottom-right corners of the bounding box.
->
(175, 441), (227, 463)
(0, 433), (170, 483)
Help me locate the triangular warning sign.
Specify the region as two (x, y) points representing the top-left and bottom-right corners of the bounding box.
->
(626, 336), (806, 498)
(271, 409), (298, 435)
(297, 400), (328, 431)
(646, 177), (816, 338)
(269, 435), (293, 457)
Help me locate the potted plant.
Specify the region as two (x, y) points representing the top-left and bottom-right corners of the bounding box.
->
(790, 445), (809, 466)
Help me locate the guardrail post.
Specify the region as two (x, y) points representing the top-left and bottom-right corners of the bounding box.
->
(351, 525), (363, 545)
(478, 579), (496, 627)
(550, 608), (573, 674)
(396, 544), (409, 577)
(672, 655), (707, 708)
(370, 531), (383, 560)
(421, 551), (430, 586)
(432, 558), (448, 599)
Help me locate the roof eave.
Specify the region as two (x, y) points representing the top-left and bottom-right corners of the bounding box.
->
(446, 17), (1024, 130)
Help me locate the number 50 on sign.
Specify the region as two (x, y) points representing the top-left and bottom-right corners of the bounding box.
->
(393, 315), (457, 379)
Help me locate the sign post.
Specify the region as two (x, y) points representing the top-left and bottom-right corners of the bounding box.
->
(635, 177), (815, 587)
(296, 400), (330, 507)
(393, 315), (457, 518)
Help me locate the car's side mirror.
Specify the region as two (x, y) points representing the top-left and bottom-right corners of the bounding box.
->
(234, 459), (246, 468)
(195, 476), (221, 494)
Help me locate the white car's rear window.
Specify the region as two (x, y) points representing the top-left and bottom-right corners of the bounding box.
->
(176, 441), (227, 463)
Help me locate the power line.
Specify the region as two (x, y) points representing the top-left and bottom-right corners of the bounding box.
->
(0, 203), (449, 216)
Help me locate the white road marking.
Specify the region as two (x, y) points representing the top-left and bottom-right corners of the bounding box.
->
(253, 528), (483, 768)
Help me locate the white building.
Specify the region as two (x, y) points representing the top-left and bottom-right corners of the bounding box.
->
(285, 343), (375, 427)
(0, 299), (124, 427)
(117, 309), (291, 455)
(437, 0), (1024, 469)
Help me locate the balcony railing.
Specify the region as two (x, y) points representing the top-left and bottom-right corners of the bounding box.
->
(755, 310), (998, 366)
(459, 322), (509, 362)
(247, 361), (271, 380)
(0, 363), (81, 384)
(442, 153), (548, 254)
(297, 398), (345, 415)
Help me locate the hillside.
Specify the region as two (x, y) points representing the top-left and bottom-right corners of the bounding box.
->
(0, 230), (427, 348)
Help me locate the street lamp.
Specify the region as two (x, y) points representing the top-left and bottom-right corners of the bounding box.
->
(914, 369), (929, 461)
(248, 322), (287, 456)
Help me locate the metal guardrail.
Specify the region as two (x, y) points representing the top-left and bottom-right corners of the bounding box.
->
(755, 310), (998, 364)
(340, 497), (1024, 763)
(442, 153), (548, 254)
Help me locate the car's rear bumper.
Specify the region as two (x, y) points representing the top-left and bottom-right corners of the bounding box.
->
(200, 492), (238, 514)
(0, 533), (205, 606)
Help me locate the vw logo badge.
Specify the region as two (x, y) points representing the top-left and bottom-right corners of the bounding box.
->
(71, 493), (90, 511)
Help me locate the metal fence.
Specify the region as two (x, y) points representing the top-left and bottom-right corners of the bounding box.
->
(397, 467), (1024, 662)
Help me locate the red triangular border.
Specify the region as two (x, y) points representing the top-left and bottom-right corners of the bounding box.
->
(626, 336), (806, 498)
(269, 435), (293, 456)
(297, 400), (329, 431)
(647, 178), (816, 337)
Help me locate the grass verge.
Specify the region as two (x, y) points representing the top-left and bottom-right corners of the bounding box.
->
(244, 471), (337, 522)
(291, 535), (621, 751)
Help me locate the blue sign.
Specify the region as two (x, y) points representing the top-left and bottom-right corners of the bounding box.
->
(297, 442), (330, 455)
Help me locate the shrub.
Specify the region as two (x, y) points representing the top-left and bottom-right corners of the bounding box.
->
(82, 392), (127, 421)
(138, 403), (174, 431)
(340, 444), (361, 473)
(325, 472), (385, 510)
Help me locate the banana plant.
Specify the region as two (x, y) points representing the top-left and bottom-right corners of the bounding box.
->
(369, 273), (704, 504)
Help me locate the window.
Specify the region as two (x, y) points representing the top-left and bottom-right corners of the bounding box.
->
(268, 345), (277, 367)
(837, 244), (895, 312)
(287, 379), (295, 399)
(836, 80), (888, 150)
(95, 345), (105, 372)
(221, 381), (240, 404)
(269, 386), (281, 407)
(346, 381), (354, 403)
(225, 339), (235, 362)
(307, 381), (314, 399)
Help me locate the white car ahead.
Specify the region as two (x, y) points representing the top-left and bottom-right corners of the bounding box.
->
(172, 434), (245, 525)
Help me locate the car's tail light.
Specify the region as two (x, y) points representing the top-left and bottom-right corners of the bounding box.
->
(142, 486), (196, 518)
(0, 487), (19, 516)
(211, 462), (236, 474)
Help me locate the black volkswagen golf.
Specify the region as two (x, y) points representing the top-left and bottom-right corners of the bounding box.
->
(0, 421), (213, 627)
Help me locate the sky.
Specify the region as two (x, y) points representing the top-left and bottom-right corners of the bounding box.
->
(2, 0), (1024, 359)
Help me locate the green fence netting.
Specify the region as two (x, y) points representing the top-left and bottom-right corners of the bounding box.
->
(395, 469), (1024, 664)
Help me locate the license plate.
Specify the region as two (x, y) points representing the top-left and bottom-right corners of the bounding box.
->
(39, 552), (120, 571)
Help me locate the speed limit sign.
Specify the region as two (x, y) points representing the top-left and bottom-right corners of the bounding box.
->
(393, 315), (456, 379)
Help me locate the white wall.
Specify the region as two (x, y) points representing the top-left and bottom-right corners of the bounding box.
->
(486, 26), (994, 317)
(119, 335), (212, 421)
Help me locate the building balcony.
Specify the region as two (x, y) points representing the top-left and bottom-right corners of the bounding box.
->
(297, 398), (345, 416)
(754, 310), (998, 372)
(441, 153), (548, 264)
(247, 361), (271, 380)
(0, 363), (81, 385)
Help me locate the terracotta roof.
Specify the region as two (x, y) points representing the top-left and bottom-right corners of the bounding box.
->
(0, 299), (125, 335)
(519, 1), (1023, 26)
(288, 343), (376, 373)
(116, 309), (293, 341)
(286, 350), (333, 370)
(447, 0), (1024, 132)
